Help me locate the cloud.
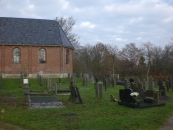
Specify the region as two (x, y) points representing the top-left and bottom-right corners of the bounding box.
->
(80, 22), (96, 29)
(115, 38), (125, 41)
(163, 16), (173, 23)
(27, 4), (34, 10)
(136, 37), (142, 40)
(129, 17), (144, 24)
(0, 0), (172, 49)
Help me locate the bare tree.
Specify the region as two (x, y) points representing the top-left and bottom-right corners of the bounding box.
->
(162, 42), (173, 73)
(152, 46), (163, 74)
(106, 44), (119, 77)
(55, 16), (80, 49)
(119, 43), (141, 76)
(119, 43), (141, 63)
(140, 42), (154, 76)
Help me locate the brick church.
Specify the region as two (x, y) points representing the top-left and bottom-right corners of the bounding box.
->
(0, 17), (74, 78)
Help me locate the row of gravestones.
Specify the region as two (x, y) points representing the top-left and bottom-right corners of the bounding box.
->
(69, 73), (103, 99)
(68, 73), (95, 84)
(69, 73), (121, 83)
(102, 76), (116, 90)
(34, 74), (116, 100)
(124, 77), (173, 99)
(36, 74), (63, 92)
(68, 73), (95, 87)
(68, 73), (119, 86)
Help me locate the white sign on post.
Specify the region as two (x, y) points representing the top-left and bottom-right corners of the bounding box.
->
(23, 79), (28, 84)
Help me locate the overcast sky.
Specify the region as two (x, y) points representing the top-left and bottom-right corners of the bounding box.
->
(0, 0), (173, 49)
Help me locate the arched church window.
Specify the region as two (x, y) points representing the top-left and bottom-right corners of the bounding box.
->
(39, 49), (46, 63)
(66, 50), (69, 64)
(13, 48), (20, 64)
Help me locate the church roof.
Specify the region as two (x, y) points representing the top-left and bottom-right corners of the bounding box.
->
(0, 17), (74, 49)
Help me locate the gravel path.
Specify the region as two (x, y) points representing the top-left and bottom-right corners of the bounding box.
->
(158, 116), (173, 130)
(0, 121), (26, 130)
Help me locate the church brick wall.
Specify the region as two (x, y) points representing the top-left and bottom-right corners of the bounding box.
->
(0, 45), (73, 76)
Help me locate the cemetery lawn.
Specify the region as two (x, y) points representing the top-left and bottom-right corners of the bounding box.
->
(1, 78), (173, 130)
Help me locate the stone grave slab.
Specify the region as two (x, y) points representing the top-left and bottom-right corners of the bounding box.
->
(30, 102), (65, 108)
(30, 97), (58, 103)
(29, 97), (65, 108)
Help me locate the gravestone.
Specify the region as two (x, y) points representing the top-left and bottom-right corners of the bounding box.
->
(119, 88), (133, 103)
(82, 74), (88, 87)
(86, 74), (89, 80)
(130, 78), (134, 83)
(20, 72), (23, 88)
(37, 74), (39, 83)
(71, 73), (76, 85)
(85, 76), (88, 87)
(107, 77), (111, 87)
(158, 79), (167, 96)
(168, 77), (173, 92)
(141, 78), (146, 92)
(168, 77), (172, 88)
(55, 83), (58, 95)
(95, 83), (99, 97)
(69, 82), (83, 104)
(39, 75), (43, 86)
(82, 78), (85, 86)
(135, 78), (140, 91)
(94, 77), (99, 83)
(79, 73), (82, 78)
(148, 76), (153, 90)
(154, 79), (158, 88)
(124, 79), (128, 89)
(144, 89), (160, 103)
(90, 76), (94, 83)
(165, 80), (169, 92)
(47, 77), (52, 91)
(98, 82), (103, 99)
(95, 82), (103, 98)
(155, 90), (159, 103)
(138, 82), (144, 98)
(104, 78), (107, 91)
(111, 78), (115, 87)
(104, 77), (107, 87)
(130, 82), (135, 91)
(68, 73), (71, 81)
(102, 76), (106, 88)
(58, 78), (61, 84)
(115, 74), (119, 81)
(158, 79), (163, 88)
(75, 87), (83, 103)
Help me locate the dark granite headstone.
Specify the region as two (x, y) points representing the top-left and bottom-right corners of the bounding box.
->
(119, 88), (133, 103)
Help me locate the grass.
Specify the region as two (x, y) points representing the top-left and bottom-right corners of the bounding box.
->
(0, 77), (173, 130)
